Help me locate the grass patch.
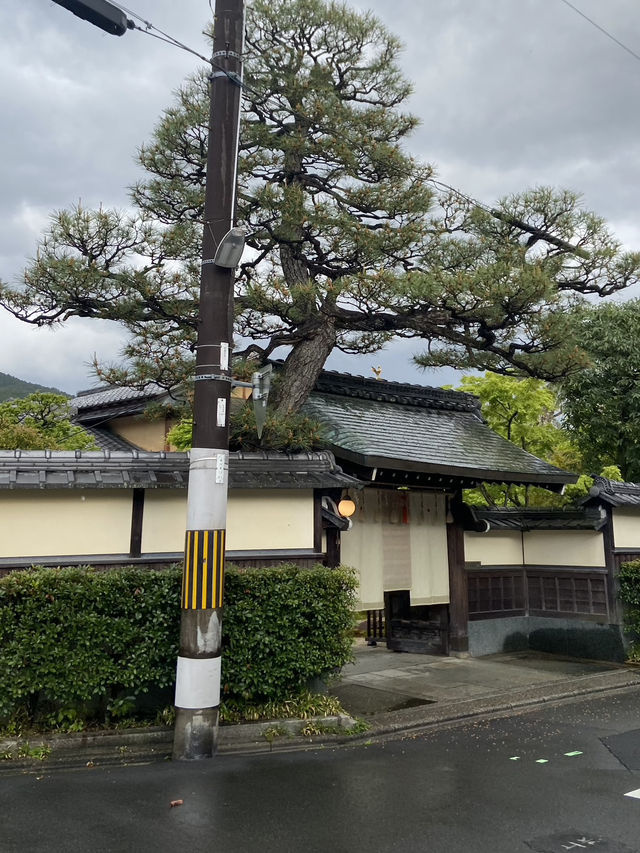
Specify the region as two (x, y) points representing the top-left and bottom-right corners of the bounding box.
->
(220, 691), (344, 724)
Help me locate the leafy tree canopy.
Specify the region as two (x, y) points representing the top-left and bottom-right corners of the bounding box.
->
(0, 393), (98, 451)
(1, 0), (639, 413)
(454, 373), (580, 508)
(560, 300), (640, 481)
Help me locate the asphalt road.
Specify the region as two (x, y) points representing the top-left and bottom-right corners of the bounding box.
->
(3, 688), (640, 853)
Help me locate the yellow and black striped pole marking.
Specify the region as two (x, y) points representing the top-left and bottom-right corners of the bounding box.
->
(182, 529), (226, 610)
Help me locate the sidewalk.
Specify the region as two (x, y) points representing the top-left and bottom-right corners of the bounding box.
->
(3, 644), (640, 771)
(328, 642), (640, 735)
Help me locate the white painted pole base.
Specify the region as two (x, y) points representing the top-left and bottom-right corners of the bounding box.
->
(175, 656), (221, 709)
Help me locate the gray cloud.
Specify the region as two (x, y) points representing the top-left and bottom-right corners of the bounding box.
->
(2, 0), (640, 391)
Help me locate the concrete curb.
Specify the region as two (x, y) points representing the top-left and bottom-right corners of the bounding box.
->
(360, 667), (640, 741)
(2, 667), (640, 773)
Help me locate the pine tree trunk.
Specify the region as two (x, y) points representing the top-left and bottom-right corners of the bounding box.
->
(272, 318), (336, 415)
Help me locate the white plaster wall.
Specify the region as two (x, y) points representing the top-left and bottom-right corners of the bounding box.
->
(464, 530), (523, 565)
(0, 491), (132, 557)
(226, 490), (314, 551)
(141, 489), (315, 553)
(110, 416), (173, 452)
(464, 528), (606, 568)
(523, 530), (605, 567)
(140, 491), (187, 553)
(612, 507), (640, 549)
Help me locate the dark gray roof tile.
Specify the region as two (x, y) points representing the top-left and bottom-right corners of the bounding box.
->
(472, 507), (607, 531)
(0, 449), (360, 491)
(583, 476), (640, 507)
(304, 391), (574, 488)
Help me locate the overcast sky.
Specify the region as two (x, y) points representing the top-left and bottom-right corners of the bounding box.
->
(2, 0), (640, 393)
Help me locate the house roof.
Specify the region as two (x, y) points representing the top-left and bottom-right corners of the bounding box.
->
(82, 425), (140, 452)
(583, 476), (640, 508)
(303, 371), (576, 491)
(469, 507), (608, 532)
(69, 369), (577, 491)
(71, 384), (174, 424)
(0, 449), (360, 491)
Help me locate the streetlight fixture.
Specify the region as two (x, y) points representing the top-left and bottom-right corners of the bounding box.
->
(213, 227), (246, 269)
(52, 0), (133, 36)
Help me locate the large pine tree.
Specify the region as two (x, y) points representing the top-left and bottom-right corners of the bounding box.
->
(2, 0), (639, 412)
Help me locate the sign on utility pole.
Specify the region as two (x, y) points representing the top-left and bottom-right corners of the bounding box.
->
(172, 0), (245, 760)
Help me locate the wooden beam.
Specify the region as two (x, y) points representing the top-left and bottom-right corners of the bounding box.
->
(447, 499), (469, 653)
(129, 488), (145, 558)
(313, 491), (323, 556)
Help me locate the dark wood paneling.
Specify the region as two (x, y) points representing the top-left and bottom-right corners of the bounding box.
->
(383, 591), (449, 655)
(468, 570), (526, 618)
(0, 550), (327, 574)
(366, 609), (385, 642)
(313, 491), (323, 554)
(447, 510), (469, 652)
(467, 564), (609, 621)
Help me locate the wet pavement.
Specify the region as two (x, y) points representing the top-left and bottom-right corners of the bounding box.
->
(3, 689), (640, 853)
(328, 641), (634, 722)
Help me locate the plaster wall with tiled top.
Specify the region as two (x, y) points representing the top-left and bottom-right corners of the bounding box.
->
(140, 489), (314, 553)
(108, 415), (177, 452)
(464, 529), (606, 568)
(0, 488), (315, 560)
(611, 507), (640, 549)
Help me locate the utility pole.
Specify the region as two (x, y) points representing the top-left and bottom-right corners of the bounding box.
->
(51, 0), (246, 761)
(173, 0), (245, 760)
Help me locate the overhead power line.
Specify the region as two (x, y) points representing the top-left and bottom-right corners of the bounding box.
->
(99, 0), (588, 257)
(557, 0), (640, 66)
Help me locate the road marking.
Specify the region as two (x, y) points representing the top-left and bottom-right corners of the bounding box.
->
(509, 756), (520, 761)
(535, 759), (549, 764)
(624, 788), (640, 799)
(564, 751), (583, 757)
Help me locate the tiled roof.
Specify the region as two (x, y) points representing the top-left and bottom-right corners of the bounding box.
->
(73, 384), (168, 407)
(471, 507), (608, 531)
(313, 370), (481, 413)
(83, 426), (140, 452)
(71, 384), (173, 423)
(583, 476), (640, 507)
(304, 375), (575, 488)
(68, 370), (577, 489)
(0, 450), (360, 491)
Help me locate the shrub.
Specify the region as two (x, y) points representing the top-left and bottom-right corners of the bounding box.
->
(0, 566), (181, 726)
(168, 407), (324, 452)
(0, 563), (356, 727)
(619, 560), (640, 661)
(223, 564), (357, 701)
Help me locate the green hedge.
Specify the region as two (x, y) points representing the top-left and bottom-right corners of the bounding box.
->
(619, 560), (640, 661)
(0, 563), (357, 726)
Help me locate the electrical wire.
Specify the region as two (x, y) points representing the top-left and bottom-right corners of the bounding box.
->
(110, 1), (215, 66)
(104, 2), (498, 214)
(557, 0), (640, 65)
(130, 24), (213, 65)
(109, 1), (577, 248)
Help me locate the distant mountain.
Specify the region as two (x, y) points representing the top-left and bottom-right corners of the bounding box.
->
(0, 372), (67, 402)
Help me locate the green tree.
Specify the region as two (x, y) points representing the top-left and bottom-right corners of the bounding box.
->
(454, 373), (580, 507)
(1, 0), (639, 414)
(560, 300), (640, 481)
(0, 393), (97, 451)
